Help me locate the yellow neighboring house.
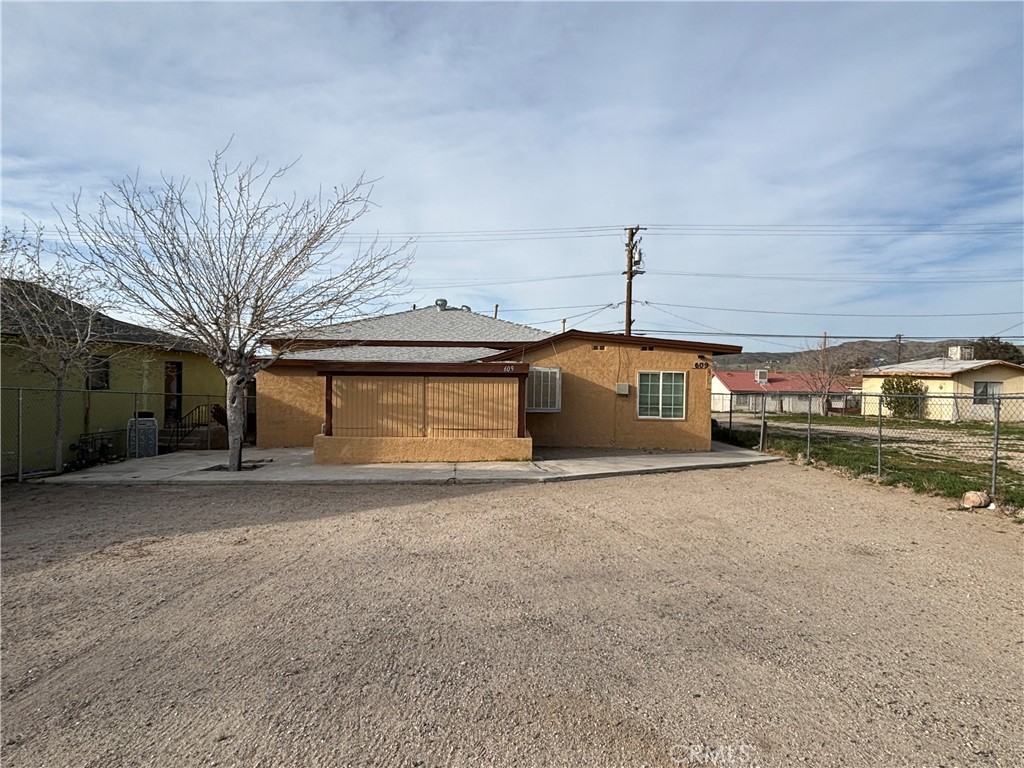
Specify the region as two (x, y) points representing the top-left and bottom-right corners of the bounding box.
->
(861, 350), (1024, 422)
(1, 290), (224, 476)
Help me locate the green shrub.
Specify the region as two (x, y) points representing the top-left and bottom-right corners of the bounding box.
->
(881, 375), (926, 419)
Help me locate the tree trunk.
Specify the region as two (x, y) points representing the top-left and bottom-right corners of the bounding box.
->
(225, 373), (247, 471)
(54, 379), (65, 473)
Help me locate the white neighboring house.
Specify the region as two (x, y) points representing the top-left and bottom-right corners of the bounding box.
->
(860, 352), (1024, 422)
(711, 369), (855, 414)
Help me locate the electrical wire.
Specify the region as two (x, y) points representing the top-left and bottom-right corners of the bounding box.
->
(30, 220), (1023, 245)
(641, 303), (807, 350)
(644, 270), (1022, 284)
(644, 301), (1023, 319)
(626, 330), (1024, 340)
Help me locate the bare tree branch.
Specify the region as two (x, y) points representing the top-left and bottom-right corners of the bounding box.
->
(58, 148), (413, 470)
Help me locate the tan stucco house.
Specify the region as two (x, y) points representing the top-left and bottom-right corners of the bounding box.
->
(861, 352), (1024, 422)
(257, 300), (741, 463)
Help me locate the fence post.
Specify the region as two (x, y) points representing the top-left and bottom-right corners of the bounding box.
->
(806, 393), (812, 461)
(17, 388), (24, 483)
(991, 397), (1001, 499)
(876, 398), (883, 478)
(758, 393), (767, 452)
(728, 392), (733, 432)
(207, 394), (212, 450)
(132, 392), (139, 458)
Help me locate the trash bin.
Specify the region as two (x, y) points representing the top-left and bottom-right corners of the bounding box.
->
(127, 417), (158, 458)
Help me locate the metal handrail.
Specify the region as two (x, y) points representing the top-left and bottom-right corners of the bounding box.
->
(167, 403), (211, 451)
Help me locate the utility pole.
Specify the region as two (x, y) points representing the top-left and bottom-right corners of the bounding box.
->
(895, 333), (903, 364)
(624, 225), (646, 336)
(821, 331), (828, 373)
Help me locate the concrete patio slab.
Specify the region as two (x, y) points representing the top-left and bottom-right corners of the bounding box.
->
(39, 442), (777, 485)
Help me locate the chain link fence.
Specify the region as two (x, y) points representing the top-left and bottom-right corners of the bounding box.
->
(1, 387), (229, 480)
(714, 392), (1024, 506)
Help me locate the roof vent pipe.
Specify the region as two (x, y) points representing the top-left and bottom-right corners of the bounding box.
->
(434, 298), (448, 311)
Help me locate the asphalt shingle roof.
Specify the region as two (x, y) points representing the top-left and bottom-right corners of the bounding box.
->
(295, 305), (551, 344)
(1, 279), (195, 352)
(281, 346), (502, 364)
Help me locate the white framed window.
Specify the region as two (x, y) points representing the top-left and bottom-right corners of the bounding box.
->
(638, 371), (686, 419)
(526, 367), (561, 412)
(973, 381), (1002, 405)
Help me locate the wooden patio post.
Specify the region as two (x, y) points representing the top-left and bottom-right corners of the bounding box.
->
(517, 373), (527, 438)
(324, 374), (333, 436)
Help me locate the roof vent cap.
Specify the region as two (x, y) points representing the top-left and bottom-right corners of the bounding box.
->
(434, 298), (448, 311)
(460, 305), (472, 312)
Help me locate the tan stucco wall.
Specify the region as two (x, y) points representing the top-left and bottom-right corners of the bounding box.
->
(256, 365), (324, 448)
(258, 339), (717, 455)
(953, 367), (1024, 396)
(520, 339), (713, 451)
(313, 434), (533, 464)
(257, 370), (522, 449)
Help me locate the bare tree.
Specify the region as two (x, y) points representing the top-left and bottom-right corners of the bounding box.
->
(1, 224), (122, 471)
(59, 148), (412, 470)
(788, 336), (866, 415)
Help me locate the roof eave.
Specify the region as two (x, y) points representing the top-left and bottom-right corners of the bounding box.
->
(480, 330), (742, 360)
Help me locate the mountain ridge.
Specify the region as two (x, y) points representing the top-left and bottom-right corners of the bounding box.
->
(712, 339), (1015, 372)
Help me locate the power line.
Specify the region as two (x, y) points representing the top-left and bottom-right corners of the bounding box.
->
(627, 329), (1024, 340)
(644, 301), (1023, 319)
(644, 269), (1022, 284)
(641, 303), (807, 350)
(499, 302), (612, 313)
(25, 220), (1024, 245)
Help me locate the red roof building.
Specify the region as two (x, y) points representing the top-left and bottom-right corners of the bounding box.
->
(712, 370), (855, 414)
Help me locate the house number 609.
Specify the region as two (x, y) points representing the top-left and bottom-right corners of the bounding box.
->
(693, 361), (710, 369)
(503, 365), (515, 372)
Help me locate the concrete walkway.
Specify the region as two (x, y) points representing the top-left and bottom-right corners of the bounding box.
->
(39, 442), (777, 485)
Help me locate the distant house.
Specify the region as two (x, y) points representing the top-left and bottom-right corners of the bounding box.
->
(711, 369), (855, 414)
(860, 347), (1024, 422)
(257, 299), (742, 463)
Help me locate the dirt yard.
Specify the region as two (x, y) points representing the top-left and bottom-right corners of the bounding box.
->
(2, 464), (1021, 767)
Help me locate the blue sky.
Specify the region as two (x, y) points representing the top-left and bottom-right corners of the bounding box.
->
(3, 1), (1022, 352)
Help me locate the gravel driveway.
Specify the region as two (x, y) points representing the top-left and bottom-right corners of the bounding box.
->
(2, 463), (1021, 767)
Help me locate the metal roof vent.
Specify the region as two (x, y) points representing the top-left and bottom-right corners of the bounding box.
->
(434, 298), (448, 311)
(460, 305), (472, 312)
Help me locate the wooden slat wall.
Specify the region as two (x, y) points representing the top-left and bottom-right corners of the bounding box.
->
(427, 377), (517, 438)
(334, 376), (425, 436)
(331, 376), (516, 438)
(332, 375), (517, 438)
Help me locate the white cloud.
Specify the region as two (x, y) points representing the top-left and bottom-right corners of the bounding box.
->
(2, 1), (1021, 350)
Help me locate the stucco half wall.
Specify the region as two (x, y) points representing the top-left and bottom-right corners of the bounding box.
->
(313, 434), (533, 464)
(520, 338), (714, 451)
(257, 365), (324, 448)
